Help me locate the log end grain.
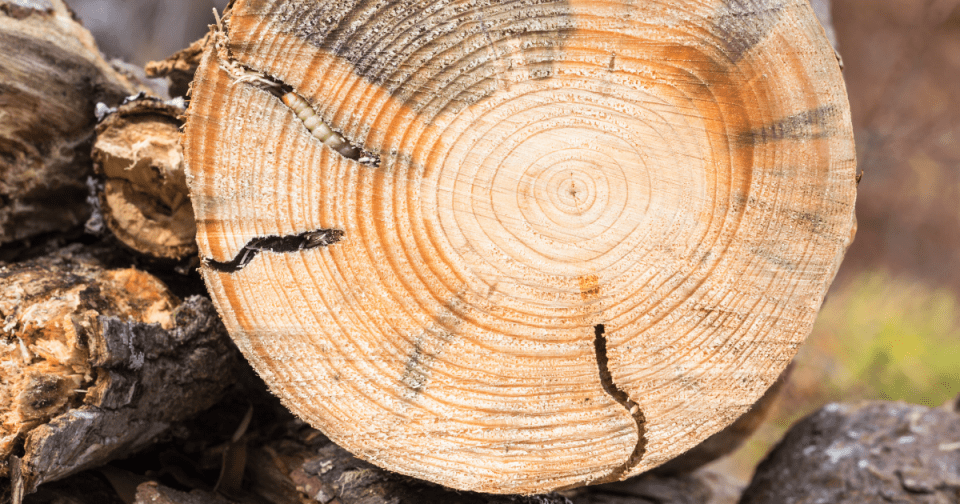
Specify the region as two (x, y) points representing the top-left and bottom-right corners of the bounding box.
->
(183, 0), (858, 492)
(92, 97), (197, 260)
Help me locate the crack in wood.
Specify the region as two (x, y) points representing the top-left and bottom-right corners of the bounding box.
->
(205, 229), (343, 273)
(594, 323), (646, 481)
(211, 11), (378, 166)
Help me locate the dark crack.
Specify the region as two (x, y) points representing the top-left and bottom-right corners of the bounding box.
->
(218, 44), (378, 165)
(205, 229), (343, 273)
(594, 324), (646, 481)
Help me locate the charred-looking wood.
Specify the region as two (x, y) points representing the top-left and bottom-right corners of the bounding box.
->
(593, 324), (646, 481)
(205, 229), (344, 273)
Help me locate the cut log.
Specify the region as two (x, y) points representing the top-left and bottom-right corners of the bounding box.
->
(651, 364), (791, 476)
(0, 0), (136, 245)
(0, 246), (239, 502)
(92, 96), (197, 260)
(182, 0), (857, 493)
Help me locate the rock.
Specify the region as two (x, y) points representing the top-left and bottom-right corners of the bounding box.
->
(739, 401), (960, 503)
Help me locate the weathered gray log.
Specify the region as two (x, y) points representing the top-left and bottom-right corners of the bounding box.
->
(0, 246), (239, 503)
(0, 0), (136, 245)
(239, 417), (575, 504)
(739, 401), (960, 503)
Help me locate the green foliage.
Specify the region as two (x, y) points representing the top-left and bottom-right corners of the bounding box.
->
(811, 272), (960, 407)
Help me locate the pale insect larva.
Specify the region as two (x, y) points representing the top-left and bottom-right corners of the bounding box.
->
(281, 92), (360, 159)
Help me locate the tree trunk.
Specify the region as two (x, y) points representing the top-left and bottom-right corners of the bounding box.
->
(182, 0), (856, 493)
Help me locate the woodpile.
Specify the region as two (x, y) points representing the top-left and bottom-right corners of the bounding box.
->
(6, 0), (958, 503)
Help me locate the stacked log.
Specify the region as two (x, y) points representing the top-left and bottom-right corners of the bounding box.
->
(91, 96), (196, 260)
(0, 246), (240, 502)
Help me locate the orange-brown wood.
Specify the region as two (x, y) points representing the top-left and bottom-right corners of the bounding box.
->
(183, 0), (856, 493)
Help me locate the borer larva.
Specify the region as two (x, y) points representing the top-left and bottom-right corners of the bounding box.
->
(281, 92), (360, 159)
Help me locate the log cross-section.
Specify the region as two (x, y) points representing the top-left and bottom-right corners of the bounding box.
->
(182, 0), (856, 494)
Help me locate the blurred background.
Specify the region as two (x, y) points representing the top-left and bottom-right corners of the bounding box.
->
(66, 0), (960, 483)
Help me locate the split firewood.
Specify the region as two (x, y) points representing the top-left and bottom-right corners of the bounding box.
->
(0, 0), (136, 245)
(183, 0), (856, 493)
(0, 246), (239, 503)
(92, 96), (197, 260)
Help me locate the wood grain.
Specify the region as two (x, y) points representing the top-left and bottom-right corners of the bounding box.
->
(183, 0), (856, 493)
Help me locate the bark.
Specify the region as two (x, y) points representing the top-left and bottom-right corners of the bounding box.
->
(134, 483), (233, 504)
(739, 401), (960, 504)
(568, 470), (742, 504)
(0, 246), (240, 503)
(0, 0), (136, 245)
(92, 96), (197, 260)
